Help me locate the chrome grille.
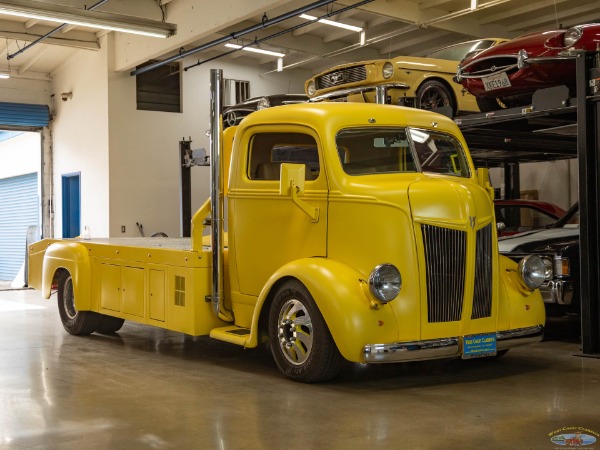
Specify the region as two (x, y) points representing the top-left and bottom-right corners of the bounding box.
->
(315, 65), (367, 90)
(422, 225), (466, 323)
(472, 224), (493, 319)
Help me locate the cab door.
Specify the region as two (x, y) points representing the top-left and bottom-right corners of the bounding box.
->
(228, 125), (328, 296)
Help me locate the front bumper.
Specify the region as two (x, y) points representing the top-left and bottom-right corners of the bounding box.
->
(363, 325), (543, 363)
(540, 279), (574, 305)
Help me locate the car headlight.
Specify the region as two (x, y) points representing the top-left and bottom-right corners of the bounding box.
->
(369, 263), (401, 302)
(541, 256), (554, 280)
(307, 81), (316, 96)
(257, 97), (270, 110)
(517, 255), (546, 290)
(382, 62), (394, 79)
(563, 27), (583, 47)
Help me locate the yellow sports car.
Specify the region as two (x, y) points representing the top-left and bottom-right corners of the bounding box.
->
(305, 38), (508, 116)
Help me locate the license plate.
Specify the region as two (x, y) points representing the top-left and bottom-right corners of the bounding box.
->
(482, 72), (511, 91)
(462, 333), (497, 359)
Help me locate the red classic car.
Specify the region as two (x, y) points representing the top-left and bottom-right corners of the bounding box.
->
(455, 24), (600, 111)
(494, 199), (566, 236)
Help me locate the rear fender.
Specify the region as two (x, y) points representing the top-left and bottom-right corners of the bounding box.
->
(246, 258), (399, 362)
(42, 242), (92, 311)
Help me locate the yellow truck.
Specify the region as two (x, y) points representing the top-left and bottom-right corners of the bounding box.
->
(28, 70), (546, 382)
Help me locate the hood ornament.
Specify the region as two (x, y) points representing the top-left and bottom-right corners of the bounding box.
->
(469, 216), (476, 229)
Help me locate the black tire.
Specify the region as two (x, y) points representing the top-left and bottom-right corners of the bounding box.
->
(57, 272), (101, 335)
(269, 280), (343, 383)
(416, 80), (455, 114)
(96, 315), (125, 334)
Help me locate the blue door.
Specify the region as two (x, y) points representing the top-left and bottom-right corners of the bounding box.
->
(62, 173), (80, 238)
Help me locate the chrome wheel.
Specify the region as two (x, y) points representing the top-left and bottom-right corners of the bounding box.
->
(62, 276), (77, 320)
(277, 299), (314, 365)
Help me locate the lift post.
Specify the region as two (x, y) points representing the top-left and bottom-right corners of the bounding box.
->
(576, 52), (600, 357)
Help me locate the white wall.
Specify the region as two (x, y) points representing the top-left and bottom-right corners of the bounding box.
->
(51, 38), (110, 238)
(489, 158), (578, 210)
(0, 133), (41, 179)
(107, 52), (310, 237)
(0, 77), (51, 105)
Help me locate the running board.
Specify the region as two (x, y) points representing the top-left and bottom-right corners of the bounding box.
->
(210, 326), (251, 346)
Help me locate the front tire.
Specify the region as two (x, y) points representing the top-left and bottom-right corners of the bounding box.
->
(416, 80), (455, 115)
(96, 315), (125, 334)
(269, 280), (343, 382)
(57, 272), (101, 335)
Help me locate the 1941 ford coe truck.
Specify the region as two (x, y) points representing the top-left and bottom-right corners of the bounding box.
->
(27, 70), (545, 382)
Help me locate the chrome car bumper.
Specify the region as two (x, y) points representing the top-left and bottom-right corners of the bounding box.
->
(540, 280), (574, 305)
(363, 325), (544, 363)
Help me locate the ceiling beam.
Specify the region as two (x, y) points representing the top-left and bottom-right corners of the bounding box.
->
(380, 29), (451, 54)
(0, 19), (99, 50)
(506, 3), (599, 31)
(419, 0), (454, 10)
(17, 46), (46, 75)
(479, 0), (570, 25)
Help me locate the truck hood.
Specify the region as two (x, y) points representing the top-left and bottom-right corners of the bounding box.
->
(408, 177), (494, 229)
(392, 56), (459, 75)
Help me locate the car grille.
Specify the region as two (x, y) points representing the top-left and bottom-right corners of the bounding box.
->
(422, 223), (493, 323)
(463, 56), (518, 77)
(315, 65), (367, 90)
(422, 225), (466, 323)
(472, 224), (493, 319)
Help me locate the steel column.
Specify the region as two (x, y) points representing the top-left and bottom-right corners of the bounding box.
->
(576, 52), (600, 356)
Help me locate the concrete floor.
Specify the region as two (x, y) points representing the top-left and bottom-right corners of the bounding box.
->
(1, 286), (599, 450)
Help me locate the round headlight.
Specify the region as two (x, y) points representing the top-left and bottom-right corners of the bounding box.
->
(257, 97), (270, 110)
(563, 27), (583, 47)
(517, 255), (546, 290)
(382, 62), (394, 79)
(307, 81), (316, 96)
(369, 263), (401, 302)
(541, 256), (554, 280)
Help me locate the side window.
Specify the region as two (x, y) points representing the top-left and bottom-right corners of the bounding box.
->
(248, 133), (320, 181)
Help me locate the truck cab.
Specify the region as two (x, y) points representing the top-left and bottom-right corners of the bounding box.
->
(29, 100), (546, 383)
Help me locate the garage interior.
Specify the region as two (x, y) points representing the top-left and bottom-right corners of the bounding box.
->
(1, 0), (600, 448)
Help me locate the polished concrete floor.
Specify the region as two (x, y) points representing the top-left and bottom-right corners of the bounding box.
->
(1, 286), (599, 450)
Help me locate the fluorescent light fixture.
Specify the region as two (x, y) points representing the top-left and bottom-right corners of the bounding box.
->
(470, 0), (477, 10)
(0, 71), (10, 79)
(0, 0), (176, 38)
(299, 13), (363, 32)
(225, 43), (285, 58)
(360, 30), (366, 46)
(277, 57), (283, 72)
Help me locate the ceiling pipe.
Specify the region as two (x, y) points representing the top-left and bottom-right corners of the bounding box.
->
(183, 0), (374, 72)
(130, 0), (340, 77)
(7, 0), (110, 60)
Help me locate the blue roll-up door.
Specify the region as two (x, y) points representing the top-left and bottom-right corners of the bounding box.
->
(0, 173), (39, 280)
(0, 102), (50, 128)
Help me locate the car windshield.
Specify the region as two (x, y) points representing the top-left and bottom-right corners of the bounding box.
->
(554, 203), (580, 228)
(335, 127), (471, 177)
(426, 39), (497, 61)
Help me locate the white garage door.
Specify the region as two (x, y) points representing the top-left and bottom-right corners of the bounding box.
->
(0, 173), (38, 280)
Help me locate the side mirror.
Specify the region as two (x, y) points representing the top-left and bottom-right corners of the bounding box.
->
(280, 163), (319, 222)
(280, 163), (305, 196)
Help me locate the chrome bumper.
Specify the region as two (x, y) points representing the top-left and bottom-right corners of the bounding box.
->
(363, 325), (543, 363)
(540, 280), (574, 305)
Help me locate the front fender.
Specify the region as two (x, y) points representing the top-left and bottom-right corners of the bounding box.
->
(42, 242), (92, 311)
(497, 255), (546, 331)
(247, 258), (400, 362)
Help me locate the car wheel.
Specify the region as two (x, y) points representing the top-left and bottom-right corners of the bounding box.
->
(96, 315), (125, 334)
(416, 80), (455, 114)
(269, 280), (343, 383)
(57, 272), (101, 335)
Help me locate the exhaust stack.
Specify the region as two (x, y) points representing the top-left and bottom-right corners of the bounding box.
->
(209, 68), (233, 322)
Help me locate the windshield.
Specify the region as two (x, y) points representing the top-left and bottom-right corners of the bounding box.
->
(426, 39), (497, 61)
(335, 127), (470, 177)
